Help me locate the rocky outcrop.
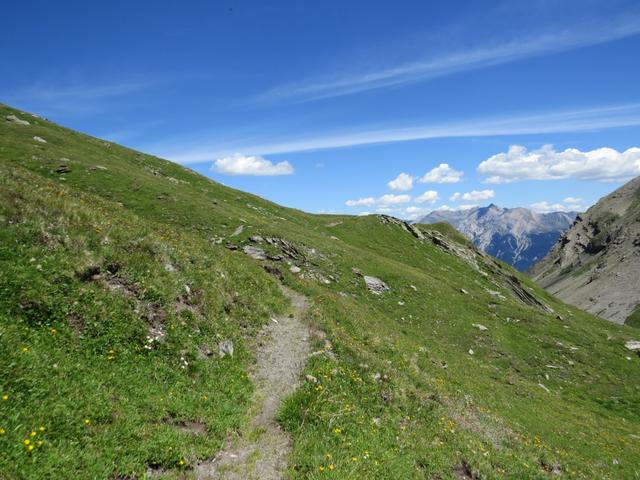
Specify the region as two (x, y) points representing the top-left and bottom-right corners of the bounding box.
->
(531, 176), (640, 324)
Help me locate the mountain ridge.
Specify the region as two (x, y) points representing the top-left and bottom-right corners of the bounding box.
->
(531, 175), (640, 324)
(417, 205), (577, 271)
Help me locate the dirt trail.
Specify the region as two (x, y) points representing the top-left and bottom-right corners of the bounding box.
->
(196, 286), (311, 479)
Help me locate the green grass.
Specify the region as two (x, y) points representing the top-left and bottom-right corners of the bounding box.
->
(626, 305), (640, 328)
(1, 104), (640, 479)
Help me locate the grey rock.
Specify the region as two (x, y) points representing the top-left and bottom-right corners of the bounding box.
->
(250, 235), (264, 243)
(289, 265), (301, 274)
(625, 340), (640, 352)
(243, 245), (266, 260)
(364, 275), (389, 294)
(472, 323), (488, 331)
(486, 289), (506, 300)
(6, 114), (30, 125)
(33, 136), (47, 143)
(218, 339), (234, 357)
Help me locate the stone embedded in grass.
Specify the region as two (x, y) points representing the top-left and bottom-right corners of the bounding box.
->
(472, 323), (488, 331)
(243, 245), (267, 260)
(290, 265), (301, 274)
(460, 288), (469, 294)
(218, 339), (234, 358)
(364, 275), (389, 294)
(33, 136), (47, 143)
(625, 340), (640, 355)
(6, 114), (30, 125)
(486, 289), (506, 300)
(250, 235), (264, 243)
(54, 165), (71, 174)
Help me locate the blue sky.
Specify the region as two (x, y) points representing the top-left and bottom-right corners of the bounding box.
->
(3, 0), (640, 218)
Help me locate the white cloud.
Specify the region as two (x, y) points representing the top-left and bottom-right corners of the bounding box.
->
(432, 204), (478, 212)
(346, 194), (411, 208)
(478, 144), (640, 183)
(414, 190), (440, 204)
(450, 189), (495, 202)
(212, 153), (294, 176)
(402, 206), (429, 220)
(346, 197), (376, 207)
(419, 163), (464, 184)
(377, 194), (412, 206)
(387, 172), (414, 191)
(530, 201), (581, 213)
(563, 197), (582, 203)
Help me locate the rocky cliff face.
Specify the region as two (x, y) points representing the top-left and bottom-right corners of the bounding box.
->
(418, 205), (576, 271)
(531, 176), (640, 324)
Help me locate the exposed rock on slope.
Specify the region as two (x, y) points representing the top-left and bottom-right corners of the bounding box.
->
(418, 205), (576, 271)
(531, 176), (640, 324)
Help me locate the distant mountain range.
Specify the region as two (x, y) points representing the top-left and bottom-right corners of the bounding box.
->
(531, 176), (640, 324)
(417, 204), (577, 271)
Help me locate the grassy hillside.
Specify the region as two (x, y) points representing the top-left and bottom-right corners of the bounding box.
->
(1, 104), (639, 479)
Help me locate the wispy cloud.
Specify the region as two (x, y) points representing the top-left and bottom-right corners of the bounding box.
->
(256, 16), (640, 103)
(163, 102), (640, 164)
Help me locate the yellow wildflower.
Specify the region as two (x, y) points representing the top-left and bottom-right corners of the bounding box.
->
(328, 464), (335, 470)
(84, 419), (91, 425)
(23, 439), (30, 445)
(30, 431), (36, 437)
(39, 426), (45, 432)
(0, 428), (5, 435)
(27, 444), (34, 451)
(1, 395), (7, 401)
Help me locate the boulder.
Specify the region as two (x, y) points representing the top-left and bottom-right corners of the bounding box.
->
(243, 245), (266, 260)
(33, 136), (47, 143)
(364, 275), (389, 295)
(6, 114), (30, 125)
(624, 340), (640, 352)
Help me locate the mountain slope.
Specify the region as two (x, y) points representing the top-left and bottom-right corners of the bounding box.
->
(419, 205), (576, 271)
(531, 176), (640, 325)
(2, 104), (640, 479)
